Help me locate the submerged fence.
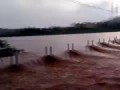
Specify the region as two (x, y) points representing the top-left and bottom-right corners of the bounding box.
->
(0, 36), (119, 67)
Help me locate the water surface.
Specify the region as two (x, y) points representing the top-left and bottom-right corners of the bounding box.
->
(1, 32), (120, 56)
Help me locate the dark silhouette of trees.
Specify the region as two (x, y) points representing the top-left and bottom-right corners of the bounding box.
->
(0, 17), (120, 37)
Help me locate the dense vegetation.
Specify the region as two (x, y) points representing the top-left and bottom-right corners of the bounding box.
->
(0, 17), (120, 37)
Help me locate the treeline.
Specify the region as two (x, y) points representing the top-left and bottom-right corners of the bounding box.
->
(1, 17), (120, 37)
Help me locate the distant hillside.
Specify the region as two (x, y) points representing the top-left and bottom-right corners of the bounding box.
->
(105, 17), (120, 24)
(0, 29), (10, 36)
(0, 17), (120, 37)
(97, 17), (120, 29)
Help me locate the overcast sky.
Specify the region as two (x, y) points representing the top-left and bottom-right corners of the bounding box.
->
(0, 0), (120, 28)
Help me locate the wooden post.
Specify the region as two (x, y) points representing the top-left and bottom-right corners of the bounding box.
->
(98, 39), (100, 43)
(108, 37), (110, 43)
(67, 44), (70, 51)
(45, 47), (48, 55)
(72, 43), (74, 50)
(50, 46), (52, 55)
(87, 40), (89, 46)
(108, 37), (111, 43)
(15, 52), (19, 66)
(92, 40), (94, 45)
(86, 40), (90, 52)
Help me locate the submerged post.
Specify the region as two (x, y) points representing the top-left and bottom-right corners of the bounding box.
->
(50, 46), (53, 55)
(92, 40), (94, 45)
(108, 37), (111, 43)
(87, 40), (89, 46)
(45, 47), (48, 55)
(103, 39), (105, 43)
(67, 44), (70, 51)
(72, 43), (74, 50)
(86, 40), (90, 52)
(15, 51), (19, 66)
(98, 39), (100, 43)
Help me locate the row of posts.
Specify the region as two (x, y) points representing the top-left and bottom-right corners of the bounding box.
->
(0, 51), (19, 66)
(87, 36), (118, 46)
(10, 52), (19, 66)
(45, 36), (119, 56)
(5, 36), (119, 66)
(45, 44), (75, 55)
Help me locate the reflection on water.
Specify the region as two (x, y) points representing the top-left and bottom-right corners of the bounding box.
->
(1, 32), (120, 56)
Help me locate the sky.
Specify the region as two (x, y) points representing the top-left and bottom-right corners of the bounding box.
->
(0, 0), (120, 28)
